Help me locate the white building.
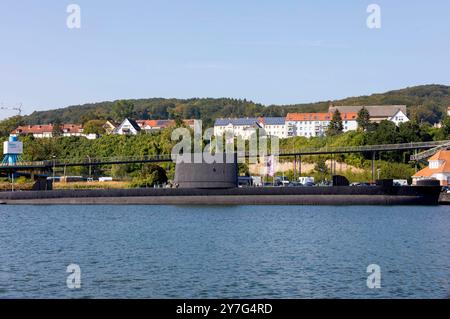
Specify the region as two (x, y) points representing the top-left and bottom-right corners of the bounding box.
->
(12, 124), (97, 139)
(114, 118), (142, 135)
(286, 112), (358, 137)
(214, 117), (286, 140)
(258, 117), (287, 139)
(329, 105), (409, 125)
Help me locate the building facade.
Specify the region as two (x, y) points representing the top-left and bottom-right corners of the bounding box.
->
(103, 120), (118, 134)
(214, 117), (286, 140)
(328, 105), (409, 125)
(286, 112), (358, 137)
(258, 117), (287, 139)
(12, 124), (95, 139)
(114, 118), (141, 135)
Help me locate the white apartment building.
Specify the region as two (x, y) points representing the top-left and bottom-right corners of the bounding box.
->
(286, 112), (358, 137)
(214, 117), (286, 140)
(258, 117), (287, 139)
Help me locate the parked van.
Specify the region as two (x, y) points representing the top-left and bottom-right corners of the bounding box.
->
(393, 179), (408, 186)
(299, 176), (315, 185)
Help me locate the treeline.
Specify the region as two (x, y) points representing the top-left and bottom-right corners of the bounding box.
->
(17, 84), (450, 127)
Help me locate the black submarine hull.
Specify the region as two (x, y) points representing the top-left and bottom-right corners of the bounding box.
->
(0, 185), (442, 205)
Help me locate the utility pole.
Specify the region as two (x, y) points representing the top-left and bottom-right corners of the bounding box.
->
(293, 155), (297, 181)
(87, 155), (92, 181)
(52, 156), (56, 183)
(371, 152), (376, 183)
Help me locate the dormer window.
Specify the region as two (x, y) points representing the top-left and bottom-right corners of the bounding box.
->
(429, 160), (442, 169)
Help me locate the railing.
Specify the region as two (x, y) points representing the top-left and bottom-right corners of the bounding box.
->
(410, 141), (450, 161)
(278, 140), (450, 156)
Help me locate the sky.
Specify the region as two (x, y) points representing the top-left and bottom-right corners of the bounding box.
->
(0, 0), (449, 119)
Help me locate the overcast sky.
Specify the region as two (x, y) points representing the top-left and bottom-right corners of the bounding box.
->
(0, 0), (449, 119)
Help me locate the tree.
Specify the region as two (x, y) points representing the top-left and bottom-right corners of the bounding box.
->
(0, 116), (24, 137)
(83, 120), (106, 135)
(130, 164), (168, 188)
(357, 107), (371, 131)
(328, 110), (343, 136)
(52, 118), (62, 136)
(314, 158), (329, 182)
(112, 100), (135, 122)
(441, 116), (450, 138)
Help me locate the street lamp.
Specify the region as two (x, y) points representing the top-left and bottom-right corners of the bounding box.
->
(52, 155), (56, 183)
(87, 155), (92, 182)
(11, 170), (14, 192)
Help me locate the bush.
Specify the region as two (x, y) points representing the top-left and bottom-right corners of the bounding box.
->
(130, 164), (168, 188)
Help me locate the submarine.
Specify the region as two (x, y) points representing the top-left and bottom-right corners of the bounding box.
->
(0, 154), (442, 205)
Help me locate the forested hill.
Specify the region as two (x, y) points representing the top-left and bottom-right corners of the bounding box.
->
(22, 84), (450, 127)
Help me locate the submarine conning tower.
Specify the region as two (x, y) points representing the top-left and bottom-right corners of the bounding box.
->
(174, 153), (238, 189)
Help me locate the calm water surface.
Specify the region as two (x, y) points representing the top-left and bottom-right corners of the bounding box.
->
(0, 205), (449, 298)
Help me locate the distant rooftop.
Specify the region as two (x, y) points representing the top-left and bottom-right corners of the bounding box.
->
(329, 105), (407, 118)
(215, 117), (285, 126)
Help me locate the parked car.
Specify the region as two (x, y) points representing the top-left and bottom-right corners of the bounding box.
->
(350, 182), (371, 187)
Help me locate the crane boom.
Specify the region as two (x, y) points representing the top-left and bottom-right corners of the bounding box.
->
(0, 104), (22, 116)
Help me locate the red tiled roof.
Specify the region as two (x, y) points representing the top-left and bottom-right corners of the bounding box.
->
(137, 120), (176, 128)
(13, 124), (54, 134)
(61, 124), (83, 133)
(12, 124), (83, 134)
(413, 150), (450, 177)
(286, 112), (357, 121)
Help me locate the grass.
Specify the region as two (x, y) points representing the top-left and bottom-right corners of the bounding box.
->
(54, 181), (130, 190)
(0, 182), (34, 191)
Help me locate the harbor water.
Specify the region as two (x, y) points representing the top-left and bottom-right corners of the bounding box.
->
(0, 205), (449, 298)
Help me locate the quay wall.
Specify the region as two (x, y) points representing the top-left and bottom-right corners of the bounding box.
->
(439, 193), (450, 205)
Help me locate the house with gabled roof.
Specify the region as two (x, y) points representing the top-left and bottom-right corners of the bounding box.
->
(412, 150), (450, 186)
(114, 118), (141, 135)
(329, 105), (409, 125)
(103, 120), (118, 135)
(12, 124), (89, 138)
